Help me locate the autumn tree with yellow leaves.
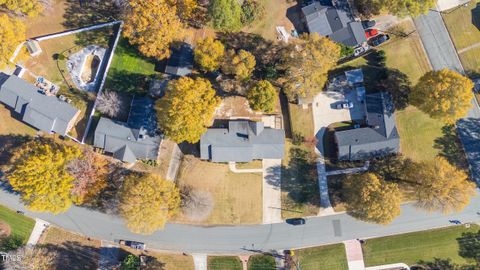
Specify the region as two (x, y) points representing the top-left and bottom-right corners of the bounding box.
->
(156, 77), (220, 143)
(405, 157), (476, 213)
(194, 37), (225, 72)
(0, 0), (43, 17)
(222, 49), (256, 81)
(279, 33), (340, 102)
(344, 173), (401, 224)
(123, 0), (183, 60)
(8, 139), (81, 214)
(247, 80), (277, 113)
(411, 69), (473, 124)
(119, 173), (180, 234)
(0, 14), (25, 68)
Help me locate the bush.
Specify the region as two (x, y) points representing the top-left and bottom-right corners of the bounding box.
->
(292, 132), (304, 145)
(339, 44), (354, 58)
(0, 235), (24, 252)
(241, 0), (264, 25)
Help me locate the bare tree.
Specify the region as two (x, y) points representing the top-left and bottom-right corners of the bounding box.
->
(180, 185), (214, 222)
(96, 91), (125, 118)
(4, 246), (58, 270)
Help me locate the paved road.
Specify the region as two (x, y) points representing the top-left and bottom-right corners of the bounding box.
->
(414, 7), (480, 184)
(1, 189), (479, 254)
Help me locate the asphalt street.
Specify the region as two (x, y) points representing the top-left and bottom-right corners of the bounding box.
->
(1, 189), (479, 254)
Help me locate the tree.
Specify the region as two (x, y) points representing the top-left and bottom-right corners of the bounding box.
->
(121, 254), (141, 270)
(0, 0), (43, 17)
(156, 77), (220, 143)
(123, 0), (183, 60)
(354, 0), (435, 18)
(119, 173), (180, 234)
(208, 0), (242, 31)
(4, 246), (58, 270)
(344, 173), (401, 224)
(67, 148), (109, 205)
(279, 33), (340, 102)
(411, 69), (473, 124)
(176, 0), (198, 20)
(96, 91), (126, 118)
(222, 49), (256, 81)
(0, 14), (25, 68)
(180, 185), (214, 222)
(194, 37), (225, 72)
(407, 157), (476, 213)
(247, 80), (277, 113)
(241, 0), (264, 25)
(458, 230), (480, 265)
(8, 139), (81, 214)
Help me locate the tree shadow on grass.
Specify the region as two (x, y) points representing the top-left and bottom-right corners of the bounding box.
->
(414, 258), (476, 270)
(457, 230), (480, 266)
(434, 125), (469, 170)
(105, 69), (151, 95)
(42, 241), (100, 270)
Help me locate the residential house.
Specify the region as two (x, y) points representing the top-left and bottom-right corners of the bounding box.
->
(301, 2), (367, 47)
(165, 43), (194, 77)
(334, 92), (400, 160)
(0, 75), (80, 136)
(200, 120), (285, 162)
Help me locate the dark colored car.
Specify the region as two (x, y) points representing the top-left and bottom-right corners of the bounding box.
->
(361, 20), (376, 29)
(368, 34), (390, 47)
(286, 218), (306, 225)
(119, 240), (146, 250)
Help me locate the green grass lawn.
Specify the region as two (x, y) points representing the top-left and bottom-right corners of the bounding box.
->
(296, 244), (348, 270)
(208, 256), (242, 270)
(459, 47), (480, 75)
(363, 225), (480, 267)
(106, 38), (158, 94)
(248, 255), (276, 270)
(0, 205), (35, 245)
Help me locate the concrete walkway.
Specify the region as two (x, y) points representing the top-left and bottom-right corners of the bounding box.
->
(326, 161), (370, 176)
(228, 162), (263, 173)
(166, 144), (183, 181)
(26, 218), (49, 246)
(262, 159), (283, 224)
(458, 41), (480, 54)
(99, 240), (120, 270)
(343, 240), (365, 270)
(192, 253), (207, 270)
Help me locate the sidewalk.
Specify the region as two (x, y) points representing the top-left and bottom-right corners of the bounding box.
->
(343, 240), (365, 270)
(192, 253), (207, 270)
(26, 218), (49, 246)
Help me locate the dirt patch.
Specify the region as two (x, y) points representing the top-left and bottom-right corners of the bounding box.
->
(81, 54), (101, 83)
(0, 221), (11, 238)
(215, 96), (262, 120)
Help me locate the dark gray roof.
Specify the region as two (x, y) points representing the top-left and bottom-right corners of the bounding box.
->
(335, 92), (400, 160)
(165, 43), (193, 76)
(302, 3), (367, 46)
(200, 121), (285, 162)
(94, 117), (161, 163)
(0, 75), (79, 135)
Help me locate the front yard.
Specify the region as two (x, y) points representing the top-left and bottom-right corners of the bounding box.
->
(0, 205), (35, 250)
(175, 156), (263, 224)
(363, 225), (480, 267)
(295, 243), (348, 270)
(208, 256), (243, 270)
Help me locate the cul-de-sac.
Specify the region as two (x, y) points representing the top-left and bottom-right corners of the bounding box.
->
(0, 0), (480, 269)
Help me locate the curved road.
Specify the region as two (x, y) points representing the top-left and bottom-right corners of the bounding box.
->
(1, 189), (479, 254)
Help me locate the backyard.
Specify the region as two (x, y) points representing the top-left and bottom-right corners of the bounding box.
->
(295, 243), (348, 270)
(363, 225), (480, 267)
(0, 205), (35, 250)
(175, 156), (263, 224)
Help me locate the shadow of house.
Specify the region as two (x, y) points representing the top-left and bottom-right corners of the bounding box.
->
(286, 4), (308, 34)
(456, 118), (480, 185)
(472, 3), (480, 31)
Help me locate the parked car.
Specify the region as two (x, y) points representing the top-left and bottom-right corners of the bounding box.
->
(365, 29), (378, 39)
(119, 240), (146, 250)
(369, 34), (390, 47)
(335, 101), (354, 109)
(286, 218), (306, 225)
(361, 20), (376, 29)
(353, 46), (366, 56)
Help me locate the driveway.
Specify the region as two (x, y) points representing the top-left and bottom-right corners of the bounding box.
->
(262, 159), (282, 224)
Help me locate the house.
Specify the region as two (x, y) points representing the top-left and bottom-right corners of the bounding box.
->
(200, 120), (285, 162)
(94, 96), (161, 163)
(94, 117), (161, 163)
(165, 43), (194, 76)
(0, 75), (80, 136)
(301, 2), (367, 47)
(334, 92), (400, 160)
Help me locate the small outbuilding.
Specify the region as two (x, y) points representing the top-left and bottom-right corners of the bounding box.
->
(25, 40), (42, 57)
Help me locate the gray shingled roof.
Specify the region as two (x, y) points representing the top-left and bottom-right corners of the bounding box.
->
(94, 117), (161, 163)
(165, 43), (193, 77)
(200, 121), (285, 162)
(335, 92), (400, 160)
(301, 3), (367, 47)
(0, 75), (79, 135)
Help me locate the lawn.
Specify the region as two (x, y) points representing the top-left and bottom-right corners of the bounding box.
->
(459, 47), (480, 75)
(106, 38), (159, 94)
(0, 205), (35, 246)
(281, 140), (319, 219)
(235, 160), (263, 170)
(363, 225), (480, 267)
(175, 156), (263, 224)
(288, 103), (315, 138)
(121, 249), (195, 270)
(0, 105), (36, 136)
(248, 254), (276, 270)
(295, 243), (348, 270)
(208, 256), (243, 270)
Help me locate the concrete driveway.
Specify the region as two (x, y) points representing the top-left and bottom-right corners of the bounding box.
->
(262, 159), (282, 224)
